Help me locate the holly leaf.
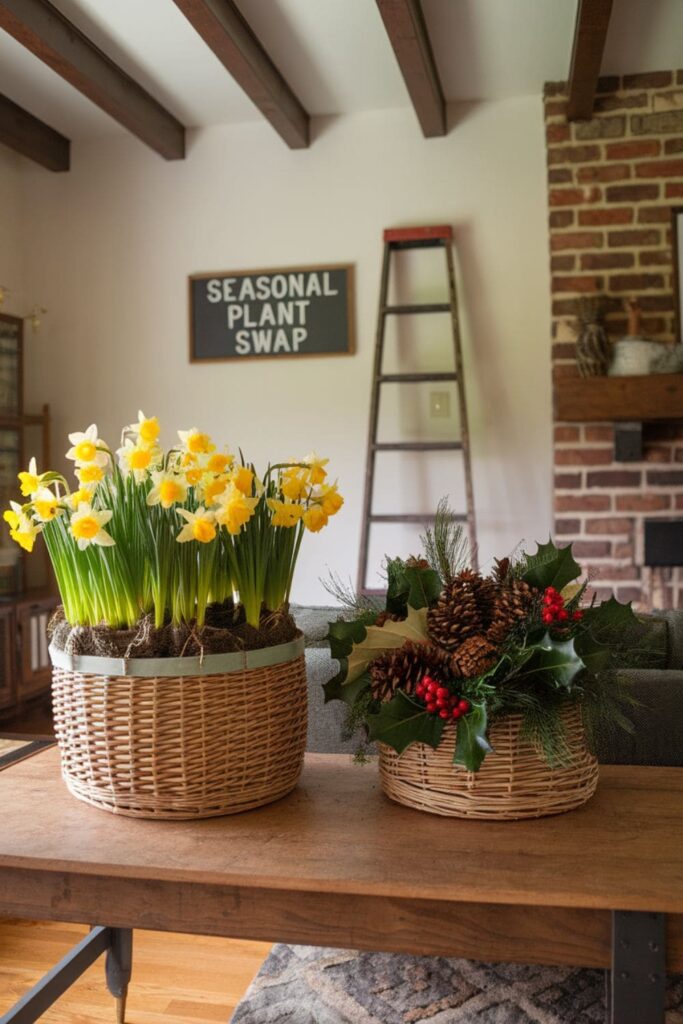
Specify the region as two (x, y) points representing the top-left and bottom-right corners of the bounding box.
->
(345, 606), (429, 684)
(326, 618), (369, 661)
(403, 564), (442, 610)
(454, 702), (492, 772)
(323, 668), (372, 706)
(367, 690), (444, 754)
(520, 539), (582, 592)
(520, 631), (586, 690)
(581, 596), (640, 640)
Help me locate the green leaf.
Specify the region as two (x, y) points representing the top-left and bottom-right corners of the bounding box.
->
(345, 606), (429, 684)
(323, 668), (372, 706)
(520, 538), (582, 592)
(326, 618), (368, 661)
(403, 564), (442, 610)
(454, 702), (492, 772)
(367, 690), (444, 754)
(521, 631), (586, 691)
(385, 558), (409, 616)
(582, 595), (640, 639)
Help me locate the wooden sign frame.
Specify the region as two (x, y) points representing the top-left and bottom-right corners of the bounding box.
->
(189, 263), (356, 363)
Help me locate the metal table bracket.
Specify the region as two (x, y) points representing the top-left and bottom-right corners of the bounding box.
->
(0, 926), (133, 1024)
(610, 910), (666, 1024)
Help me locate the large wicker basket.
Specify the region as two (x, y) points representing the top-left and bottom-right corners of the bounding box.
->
(379, 704), (598, 820)
(49, 635), (307, 820)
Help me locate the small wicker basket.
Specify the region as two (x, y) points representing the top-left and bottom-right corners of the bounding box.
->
(49, 635), (307, 820)
(379, 704), (598, 820)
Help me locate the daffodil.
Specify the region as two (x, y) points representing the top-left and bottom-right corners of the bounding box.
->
(146, 471), (188, 509)
(202, 475), (229, 505)
(117, 438), (161, 482)
(303, 504), (328, 533)
(66, 424), (109, 467)
(69, 503), (115, 550)
(18, 457), (42, 497)
(267, 498), (304, 528)
(230, 465), (254, 495)
(303, 452), (329, 486)
(31, 486), (62, 523)
(4, 501), (42, 552)
(215, 482), (259, 535)
(206, 452), (233, 474)
(76, 463), (105, 486)
(64, 487), (95, 510)
(176, 507), (217, 544)
(316, 483), (344, 517)
(281, 468), (309, 501)
(129, 410), (160, 447)
(178, 428), (215, 456)
(185, 465), (204, 487)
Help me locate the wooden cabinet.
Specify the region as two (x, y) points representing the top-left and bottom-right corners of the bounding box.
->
(0, 591), (59, 720)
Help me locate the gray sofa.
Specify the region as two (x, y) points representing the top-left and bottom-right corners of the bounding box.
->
(292, 606), (683, 767)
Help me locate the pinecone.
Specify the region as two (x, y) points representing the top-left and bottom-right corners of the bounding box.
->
(374, 610), (405, 628)
(492, 557), (511, 583)
(427, 569), (495, 651)
(487, 578), (538, 646)
(369, 641), (460, 702)
(453, 634), (498, 678)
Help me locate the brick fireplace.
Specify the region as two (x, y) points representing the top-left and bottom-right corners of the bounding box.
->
(545, 71), (683, 611)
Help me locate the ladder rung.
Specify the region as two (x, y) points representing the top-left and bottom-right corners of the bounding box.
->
(359, 587), (387, 596)
(377, 372), (457, 383)
(370, 513), (467, 524)
(372, 442), (463, 452)
(382, 303), (451, 315)
(383, 225), (452, 244)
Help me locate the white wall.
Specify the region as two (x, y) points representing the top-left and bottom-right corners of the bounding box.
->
(0, 147), (25, 310)
(17, 97), (552, 604)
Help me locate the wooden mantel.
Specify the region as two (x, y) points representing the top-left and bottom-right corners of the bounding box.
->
(554, 373), (683, 422)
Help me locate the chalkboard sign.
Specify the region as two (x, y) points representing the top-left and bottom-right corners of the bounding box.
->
(189, 264), (355, 362)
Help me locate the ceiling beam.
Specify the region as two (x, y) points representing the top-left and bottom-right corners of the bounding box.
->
(172, 0), (309, 149)
(0, 0), (185, 159)
(375, 0), (446, 138)
(566, 0), (614, 121)
(0, 91), (69, 170)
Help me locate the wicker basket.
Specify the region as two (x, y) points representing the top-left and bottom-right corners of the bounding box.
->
(379, 704), (598, 820)
(49, 635), (307, 820)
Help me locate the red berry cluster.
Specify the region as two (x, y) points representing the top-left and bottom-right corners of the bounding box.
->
(542, 586), (583, 626)
(415, 675), (471, 720)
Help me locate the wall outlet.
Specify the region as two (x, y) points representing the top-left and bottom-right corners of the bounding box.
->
(430, 391), (450, 418)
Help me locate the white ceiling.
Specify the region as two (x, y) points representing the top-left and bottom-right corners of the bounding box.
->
(0, 0), (681, 143)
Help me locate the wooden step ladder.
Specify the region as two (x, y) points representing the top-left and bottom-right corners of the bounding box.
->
(357, 225), (478, 594)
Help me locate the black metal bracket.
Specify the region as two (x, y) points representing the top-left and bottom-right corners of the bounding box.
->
(610, 910), (666, 1024)
(614, 421), (643, 462)
(0, 926), (133, 1024)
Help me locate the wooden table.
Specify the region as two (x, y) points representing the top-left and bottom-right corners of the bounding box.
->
(0, 750), (682, 1024)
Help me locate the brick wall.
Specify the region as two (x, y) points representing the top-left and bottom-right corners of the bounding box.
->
(545, 72), (683, 611)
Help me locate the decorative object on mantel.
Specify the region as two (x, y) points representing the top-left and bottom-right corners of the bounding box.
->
(609, 298), (667, 376)
(572, 295), (609, 377)
(650, 343), (683, 374)
(4, 413), (343, 818)
(324, 503), (646, 820)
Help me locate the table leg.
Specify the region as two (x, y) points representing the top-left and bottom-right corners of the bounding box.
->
(105, 928), (133, 1024)
(609, 911), (666, 1024)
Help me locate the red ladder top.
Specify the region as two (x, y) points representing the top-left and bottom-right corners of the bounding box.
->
(383, 224), (452, 243)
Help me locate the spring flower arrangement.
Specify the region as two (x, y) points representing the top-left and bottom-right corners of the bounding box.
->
(324, 501), (646, 771)
(5, 412), (342, 655)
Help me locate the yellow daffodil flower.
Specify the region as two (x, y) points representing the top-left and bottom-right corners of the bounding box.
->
(230, 465), (254, 495)
(117, 439), (161, 482)
(281, 469), (309, 501)
(267, 498), (304, 528)
(303, 452), (329, 486)
(65, 487), (95, 510)
(18, 457), (42, 497)
(203, 475), (229, 505)
(130, 410), (160, 447)
(31, 486), (62, 523)
(146, 471), (188, 509)
(77, 463), (105, 486)
(176, 506), (217, 544)
(178, 428), (215, 456)
(5, 501), (42, 552)
(316, 483), (344, 517)
(66, 424), (109, 467)
(206, 452), (233, 474)
(185, 466), (204, 487)
(303, 504), (328, 533)
(69, 503), (115, 550)
(215, 483), (259, 535)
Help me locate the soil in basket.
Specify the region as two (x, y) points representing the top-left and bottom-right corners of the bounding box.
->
(49, 602), (299, 658)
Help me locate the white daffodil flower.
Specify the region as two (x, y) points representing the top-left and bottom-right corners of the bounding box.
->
(176, 506), (217, 544)
(69, 503), (115, 550)
(66, 424), (109, 468)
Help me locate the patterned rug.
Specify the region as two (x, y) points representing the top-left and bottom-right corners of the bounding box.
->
(231, 944), (683, 1023)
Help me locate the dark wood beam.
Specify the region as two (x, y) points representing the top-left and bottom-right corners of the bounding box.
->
(172, 0), (309, 149)
(566, 0), (613, 121)
(0, 0), (185, 159)
(0, 91), (69, 170)
(375, 0), (446, 138)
